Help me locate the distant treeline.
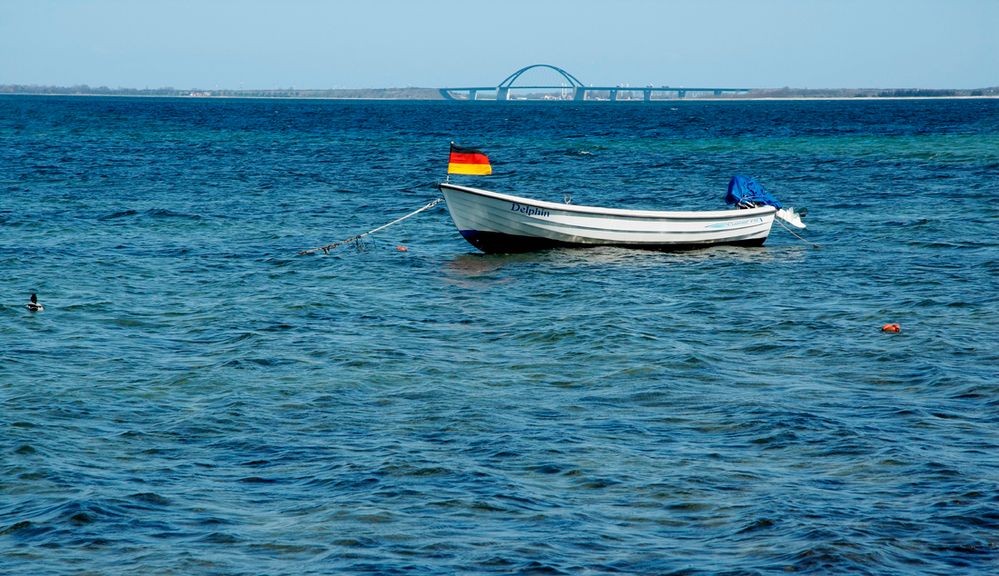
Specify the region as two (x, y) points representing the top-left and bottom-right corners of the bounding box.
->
(2, 84), (996, 100)
(0, 85), (444, 99)
(722, 87), (999, 99)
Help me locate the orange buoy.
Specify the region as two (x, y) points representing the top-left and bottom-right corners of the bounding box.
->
(881, 323), (901, 333)
(395, 245), (409, 252)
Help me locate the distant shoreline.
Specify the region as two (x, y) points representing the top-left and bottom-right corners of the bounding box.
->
(699, 95), (999, 101)
(3, 93), (997, 103)
(2, 84), (997, 102)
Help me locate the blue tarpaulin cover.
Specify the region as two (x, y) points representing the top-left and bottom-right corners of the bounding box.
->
(726, 175), (782, 209)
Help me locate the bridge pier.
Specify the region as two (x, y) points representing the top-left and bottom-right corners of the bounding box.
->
(609, 89), (618, 102)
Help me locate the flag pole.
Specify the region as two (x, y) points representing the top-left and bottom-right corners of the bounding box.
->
(446, 141), (453, 183)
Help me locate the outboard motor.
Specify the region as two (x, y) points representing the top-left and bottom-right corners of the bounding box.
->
(726, 175), (806, 229)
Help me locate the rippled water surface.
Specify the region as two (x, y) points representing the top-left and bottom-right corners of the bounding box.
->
(2, 96), (998, 574)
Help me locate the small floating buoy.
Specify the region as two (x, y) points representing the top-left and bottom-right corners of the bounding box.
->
(395, 245), (409, 252)
(26, 293), (44, 312)
(881, 323), (901, 333)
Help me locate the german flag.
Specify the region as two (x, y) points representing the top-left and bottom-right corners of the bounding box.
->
(447, 142), (492, 175)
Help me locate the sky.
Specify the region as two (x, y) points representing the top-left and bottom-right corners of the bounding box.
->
(2, 0), (997, 90)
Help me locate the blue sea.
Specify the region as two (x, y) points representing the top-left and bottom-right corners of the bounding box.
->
(2, 95), (998, 575)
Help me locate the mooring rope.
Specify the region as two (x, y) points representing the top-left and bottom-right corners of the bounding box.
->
(298, 197), (445, 255)
(775, 217), (820, 248)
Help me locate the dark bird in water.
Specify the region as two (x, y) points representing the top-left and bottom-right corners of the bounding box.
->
(26, 293), (44, 312)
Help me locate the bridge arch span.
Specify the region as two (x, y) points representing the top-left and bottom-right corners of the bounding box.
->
(498, 64), (585, 89)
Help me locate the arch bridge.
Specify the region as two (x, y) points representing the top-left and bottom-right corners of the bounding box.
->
(440, 64), (749, 102)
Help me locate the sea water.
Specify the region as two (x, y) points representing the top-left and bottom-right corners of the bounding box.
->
(2, 96), (998, 574)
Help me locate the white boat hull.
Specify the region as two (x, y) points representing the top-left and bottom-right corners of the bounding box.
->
(439, 183), (776, 254)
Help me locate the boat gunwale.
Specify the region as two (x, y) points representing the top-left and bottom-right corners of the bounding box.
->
(439, 182), (776, 220)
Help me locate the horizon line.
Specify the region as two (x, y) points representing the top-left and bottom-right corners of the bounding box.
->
(3, 83), (999, 93)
